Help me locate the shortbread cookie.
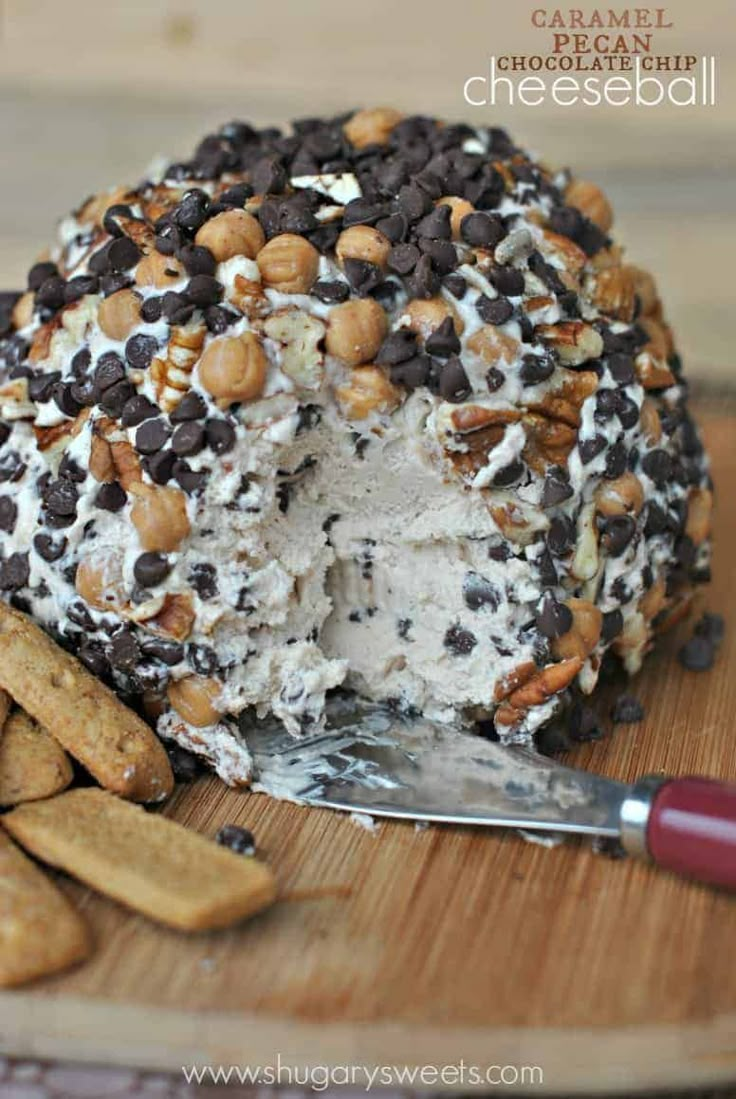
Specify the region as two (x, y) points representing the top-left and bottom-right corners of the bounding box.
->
(0, 709), (73, 805)
(4, 787), (277, 931)
(0, 831), (91, 987)
(0, 602), (173, 802)
(0, 110), (712, 779)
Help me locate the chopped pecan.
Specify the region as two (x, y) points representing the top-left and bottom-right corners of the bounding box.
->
(685, 487), (713, 545)
(635, 352), (676, 390)
(506, 656), (583, 710)
(150, 321), (206, 412)
(552, 599), (603, 662)
(591, 265), (637, 322)
(565, 179), (613, 232)
(33, 409), (90, 453)
(110, 440), (143, 489)
(522, 413), (577, 474)
(90, 434), (116, 482)
(493, 661), (537, 703)
(539, 230), (588, 276)
(229, 274), (270, 319)
(535, 321), (603, 365)
(525, 367), (598, 428)
(466, 325), (520, 367)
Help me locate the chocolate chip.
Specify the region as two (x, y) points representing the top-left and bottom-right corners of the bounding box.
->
(608, 353), (636, 385)
(438, 356), (471, 402)
(375, 213), (408, 243)
(94, 352), (126, 393)
(173, 460), (207, 494)
(216, 824), (255, 856)
(171, 421), (205, 457)
(53, 383), (83, 418)
(219, 181), (253, 206)
(33, 532), (67, 562)
(694, 612), (725, 646)
(444, 625), (477, 655)
(641, 448), (672, 486)
(535, 592), (573, 639)
(521, 349), (555, 386)
(133, 552), (171, 587)
(595, 388), (621, 420)
(477, 294), (513, 325)
(155, 223), (182, 256)
(44, 479), (78, 517)
(205, 418), (236, 454)
(204, 305), (238, 334)
(58, 453), (86, 483)
(121, 394), (158, 427)
(610, 694), (644, 723)
(186, 274), (223, 307)
(443, 273), (467, 299)
(547, 515), (575, 557)
(600, 515), (636, 557)
(125, 334), (159, 369)
(678, 632), (715, 671)
(617, 395), (639, 429)
(387, 243), (420, 276)
(251, 156), (287, 195)
(0, 496), (17, 533)
(36, 276), (66, 311)
(109, 630), (141, 672)
(458, 211), (504, 248)
(100, 380), (136, 418)
(145, 450), (177, 485)
(493, 459), (525, 487)
(28, 371), (62, 403)
(95, 481), (127, 511)
(604, 440), (628, 479)
(486, 367), (505, 392)
(174, 189), (210, 232)
(189, 562), (218, 600)
(167, 744), (204, 783)
(376, 330), (417, 365)
(136, 418), (171, 454)
(79, 645), (110, 679)
(108, 237), (141, 272)
(601, 608), (624, 642)
(178, 244), (217, 277)
(463, 572), (500, 611)
(425, 317), (460, 358)
(0, 552), (29, 591)
(64, 274), (99, 303)
(489, 265), (525, 297)
(140, 637), (184, 665)
(141, 296), (164, 323)
(166, 392), (204, 424)
(407, 254), (440, 299)
(343, 258), (382, 296)
(568, 701), (602, 742)
(311, 279), (350, 304)
(390, 355), (431, 390)
(27, 261), (58, 291)
(189, 643), (218, 675)
(161, 291), (194, 326)
(415, 204), (451, 240)
(542, 466), (573, 508)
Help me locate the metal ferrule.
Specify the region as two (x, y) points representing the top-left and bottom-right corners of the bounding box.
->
(619, 775), (666, 858)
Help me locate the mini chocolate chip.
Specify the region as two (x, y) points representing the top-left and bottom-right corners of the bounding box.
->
(694, 612), (725, 646)
(53, 383), (83, 418)
(140, 636), (184, 665)
(438, 356), (471, 403)
(460, 211), (506, 248)
(78, 645), (110, 679)
(489, 265), (524, 297)
(251, 156), (287, 195)
(493, 459), (525, 487)
(601, 608), (624, 642)
(174, 189), (210, 232)
(186, 274), (223, 307)
(204, 305), (238, 334)
(33, 532), (67, 562)
(121, 394), (158, 427)
(171, 421), (205, 457)
(28, 371), (62, 403)
(542, 466), (573, 508)
(387, 243), (420, 276)
(375, 213), (408, 243)
(36, 276), (66, 311)
(99, 272), (132, 298)
(608, 353), (636, 385)
(463, 572), (500, 611)
(407, 254), (440, 299)
(488, 541), (511, 562)
(547, 515), (575, 557)
(535, 592), (573, 639)
(189, 643), (218, 676)
(58, 453), (86, 483)
(595, 388), (621, 420)
(578, 434), (606, 464)
(678, 635), (715, 671)
(216, 824), (255, 855)
(601, 515), (636, 557)
(204, 418), (236, 454)
(64, 274), (99, 303)
(0, 552), (29, 591)
(390, 355), (431, 390)
(521, 352), (555, 386)
(178, 244), (217, 277)
(71, 347), (92, 376)
(94, 352), (126, 393)
(162, 291), (194, 325)
(641, 448), (672, 486)
(610, 694), (644, 723)
(125, 334), (159, 369)
(100, 380), (136, 418)
(28, 261), (58, 291)
(108, 237), (141, 272)
(604, 440), (628, 479)
(477, 294), (513, 325)
(617, 395), (639, 429)
(171, 391), (207, 422)
(397, 183), (432, 223)
(568, 701), (603, 743)
(415, 204), (451, 240)
(167, 744), (204, 783)
(155, 223), (182, 256)
(486, 367), (505, 392)
(141, 296), (164, 323)
(444, 624), (477, 655)
(109, 630), (140, 672)
(443, 273), (467, 299)
(145, 450), (177, 485)
(173, 460), (207, 494)
(0, 496), (17, 533)
(376, 330), (417, 365)
(136, 418), (171, 455)
(95, 481), (127, 511)
(311, 279), (350, 304)
(425, 317), (460, 358)
(189, 562), (218, 600)
(44, 479), (78, 517)
(134, 552), (171, 586)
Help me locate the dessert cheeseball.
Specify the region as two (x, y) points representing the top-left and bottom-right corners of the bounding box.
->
(0, 109), (712, 781)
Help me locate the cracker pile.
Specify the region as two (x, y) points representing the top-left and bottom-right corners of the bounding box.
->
(0, 108), (712, 774)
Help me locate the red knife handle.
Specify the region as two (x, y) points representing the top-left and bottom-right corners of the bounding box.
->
(622, 776), (736, 890)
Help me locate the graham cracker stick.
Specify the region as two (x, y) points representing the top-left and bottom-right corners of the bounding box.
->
(0, 831), (92, 987)
(0, 602), (173, 802)
(0, 710), (74, 806)
(4, 788), (278, 932)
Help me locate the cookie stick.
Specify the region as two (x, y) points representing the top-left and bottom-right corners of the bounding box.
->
(0, 831), (92, 987)
(0, 602), (173, 802)
(4, 788), (277, 932)
(0, 711), (74, 806)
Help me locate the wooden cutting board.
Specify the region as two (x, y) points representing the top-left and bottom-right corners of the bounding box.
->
(0, 408), (735, 1095)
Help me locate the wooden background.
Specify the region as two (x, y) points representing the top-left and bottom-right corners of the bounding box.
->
(0, 0), (734, 389)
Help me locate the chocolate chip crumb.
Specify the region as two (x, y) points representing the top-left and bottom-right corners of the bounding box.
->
(610, 695), (644, 723)
(216, 824), (256, 856)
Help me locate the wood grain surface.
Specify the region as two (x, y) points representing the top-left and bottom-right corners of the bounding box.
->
(0, 407), (733, 1092)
